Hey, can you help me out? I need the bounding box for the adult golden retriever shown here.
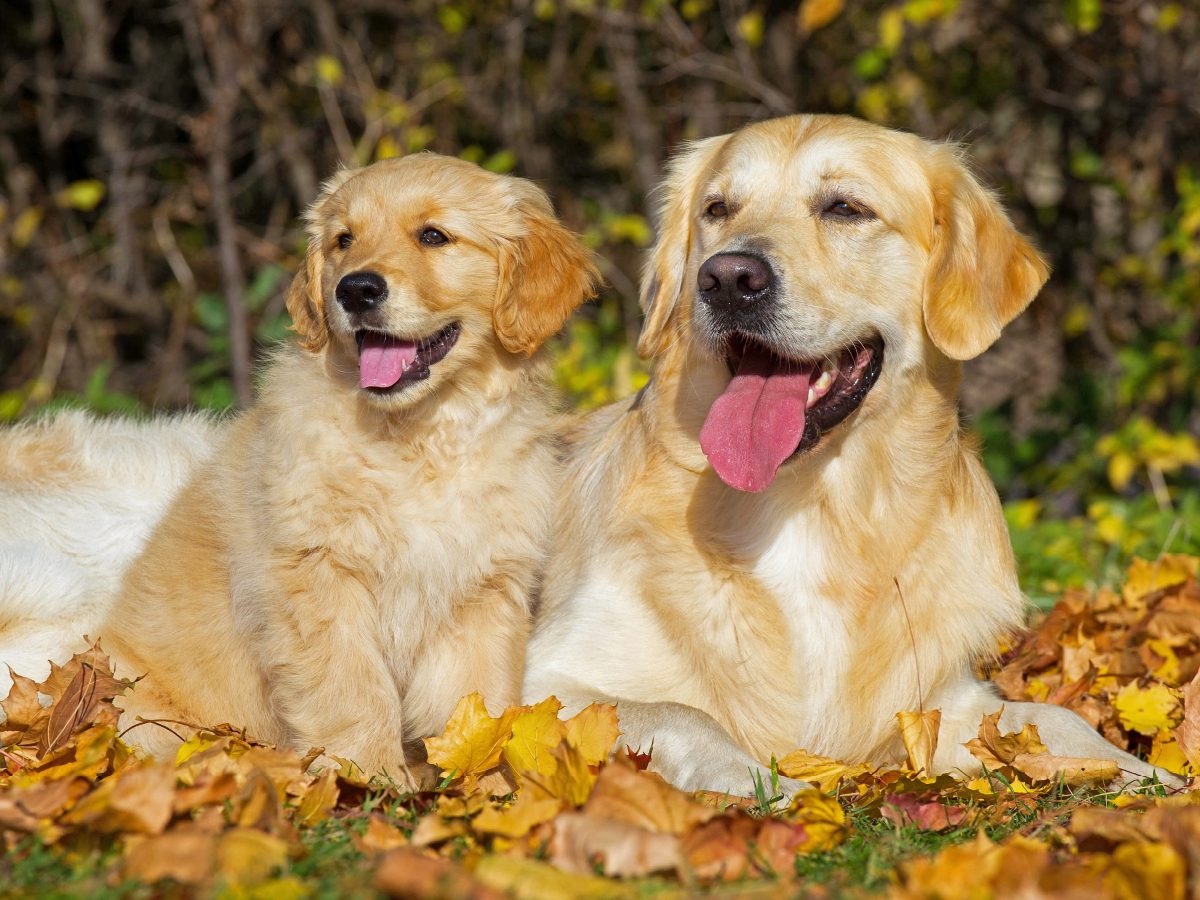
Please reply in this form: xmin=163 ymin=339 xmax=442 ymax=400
xmin=523 ymin=115 xmax=1177 ymax=796
xmin=98 ymin=154 xmax=598 ymax=783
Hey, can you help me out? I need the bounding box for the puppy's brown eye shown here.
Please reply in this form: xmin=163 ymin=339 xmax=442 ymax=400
xmin=337 ymin=233 xmax=353 ymax=250
xmin=420 ymin=227 xmax=449 ymax=246
xmin=706 ymin=201 xmax=728 ymax=218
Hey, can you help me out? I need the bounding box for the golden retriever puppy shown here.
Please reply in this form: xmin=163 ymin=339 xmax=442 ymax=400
xmin=101 ymin=154 xmax=599 ymax=781
xmin=523 ymin=115 xmax=1178 ymax=797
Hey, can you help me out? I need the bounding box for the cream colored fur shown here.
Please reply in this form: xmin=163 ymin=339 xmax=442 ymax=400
xmin=0 ymin=410 xmax=218 ymax=695
xmin=523 ymin=115 xmax=1180 ymax=797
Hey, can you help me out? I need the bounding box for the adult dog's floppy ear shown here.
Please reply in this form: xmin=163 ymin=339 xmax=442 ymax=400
xmin=923 ymin=147 xmax=1050 ymax=360
xmin=287 ymin=167 xmax=356 ymax=353
xmin=493 ymin=192 xmax=602 ymax=356
xmin=638 ymin=134 xmax=730 ymax=360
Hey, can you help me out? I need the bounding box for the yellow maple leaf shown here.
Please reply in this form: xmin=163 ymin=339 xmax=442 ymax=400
xmin=522 ymin=740 xmax=595 ymax=807
xmin=1114 ymin=682 xmax=1182 ymax=736
xmin=1149 ymin=729 xmax=1190 ymax=776
xmin=422 ymin=693 xmax=522 ymax=787
xmin=896 ymin=709 xmax=941 ymax=774
xmin=563 ymin=702 xmax=621 ymax=767
xmin=777 ymin=750 xmax=871 ymax=792
xmin=472 ymin=793 xmax=563 ymax=838
xmin=789 ymin=789 xmax=846 ymax=852
xmin=1122 ymin=554 xmax=1198 ymax=606
xmin=503 ymin=697 xmax=567 ymax=780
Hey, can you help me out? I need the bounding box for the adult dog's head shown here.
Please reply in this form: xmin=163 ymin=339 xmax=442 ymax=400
xmin=638 ymin=115 xmax=1049 ymax=493
xmin=286 ymin=154 xmax=600 ymax=410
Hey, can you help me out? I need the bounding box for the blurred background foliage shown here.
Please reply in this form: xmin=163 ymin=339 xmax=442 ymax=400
xmin=0 ymin=0 xmax=1197 ymax=598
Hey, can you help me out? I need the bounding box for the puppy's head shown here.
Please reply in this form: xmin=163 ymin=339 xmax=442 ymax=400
xmin=640 ymin=115 xmax=1049 ymax=492
xmin=286 ymin=155 xmax=600 ymax=410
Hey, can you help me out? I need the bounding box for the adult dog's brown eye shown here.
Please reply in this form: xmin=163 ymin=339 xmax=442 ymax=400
xmin=823 ymin=198 xmax=872 ymax=219
xmin=420 ymin=227 xmax=449 ymax=246
xmin=706 ymin=201 xmax=728 ymax=218
xmin=337 ymin=233 xmax=353 ymax=250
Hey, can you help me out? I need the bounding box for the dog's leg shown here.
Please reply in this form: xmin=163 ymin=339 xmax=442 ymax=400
xmin=932 ymin=675 xmax=1184 ymax=788
xmin=261 ymin=572 xmax=415 ymax=789
xmin=550 ymin=689 xmax=809 ymax=801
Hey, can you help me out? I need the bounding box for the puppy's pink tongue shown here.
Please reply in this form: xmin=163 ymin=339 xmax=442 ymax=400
xmin=359 ymin=333 xmax=418 ymax=389
xmin=698 ymin=349 xmax=812 ymax=493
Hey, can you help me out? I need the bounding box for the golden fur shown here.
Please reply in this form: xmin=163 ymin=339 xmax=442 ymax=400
xmin=100 ymin=155 xmax=599 ymax=781
xmin=523 ymin=115 xmax=1178 ymax=795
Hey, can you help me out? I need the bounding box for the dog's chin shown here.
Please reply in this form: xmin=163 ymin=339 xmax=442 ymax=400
xmin=343 ymin=321 xmax=462 ymax=408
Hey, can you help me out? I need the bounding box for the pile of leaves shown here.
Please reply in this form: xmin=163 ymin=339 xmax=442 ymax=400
xmin=4 ymin=555 xmax=1200 ymax=899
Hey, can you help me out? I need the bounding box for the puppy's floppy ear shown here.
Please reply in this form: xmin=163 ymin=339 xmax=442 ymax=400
xmin=923 ymin=147 xmax=1050 ymax=360
xmin=287 ymin=167 xmax=357 ymax=353
xmin=638 ymin=134 xmax=730 ymax=360
xmin=493 ymin=189 xmax=602 ymax=356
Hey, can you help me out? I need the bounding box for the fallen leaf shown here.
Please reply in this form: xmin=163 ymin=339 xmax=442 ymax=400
xmin=503 ymin=697 xmax=566 ymax=780
xmin=679 ymin=812 xmax=760 ymax=881
xmin=965 ymin=709 xmax=1047 ymax=768
xmin=549 ymin=810 xmax=680 ymax=877
xmin=124 ymin=828 xmax=217 ymax=885
xmin=563 ymin=703 xmax=621 ymax=767
xmin=294 ymin=767 xmax=339 ymax=826
xmin=1172 ymin=665 xmax=1200 ymax=772
xmin=1114 ymin=682 xmax=1182 ymax=735
xmin=473 ymin=793 xmax=562 ymax=838
xmin=790 ymin=789 xmax=847 ymax=851
xmin=376 ymin=848 xmax=507 ymax=900
xmin=216 ymin=827 xmax=290 ymax=885
xmin=422 ymin=694 xmax=521 ymax=789
xmin=60 ymin=762 xmax=177 ymax=834
xmin=581 ymin=756 xmax=713 ymax=833
xmin=1106 ymin=840 xmax=1186 ymax=900
xmin=896 ymin=709 xmax=941 ymax=774
xmin=881 ymin=792 xmax=971 ymax=831
xmin=1008 ymin=752 xmax=1119 ymax=786
xmin=776 ymin=749 xmax=871 ymax=792
xmin=1123 ymin=555 xmax=1198 ymax=606
xmin=410 ymin=814 xmax=468 ymax=847
xmin=523 ymin=740 xmax=596 ymax=807
xmin=353 ymin=815 xmax=409 ymax=855
xmin=473 ymin=855 xmax=631 ymax=900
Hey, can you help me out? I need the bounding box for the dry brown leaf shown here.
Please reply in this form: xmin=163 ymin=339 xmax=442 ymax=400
xmin=1107 ymin=841 xmax=1186 ymax=900
xmin=790 ymin=789 xmax=847 ymax=852
xmin=472 ymin=793 xmax=562 ymax=838
xmin=216 ymin=827 xmax=290 ymax=885
xmin=59 ymin=762 xmax=176 ymax=834
xmin=123 ymin=828 xmax=217 ymax=885
xmin=549 ymin=810 xmax=680 ymax=878
xmin=581 ymin=756 xmax=714 ymax=834
xmin=679 ymin=812 xmax=759 ymax=882
xmin=896 ymin=708 xmax=941 ymax=774
xmin=376 ymin=848 xmax=508 ymax=900
xmin=353 ymin=815 xmax=409 ymax=855
xmin=1008 ymin=752 xmax=1119 ymax=786
xmin=294 ymin=767 xmax=339 ymax=827
xmin=0 ymin=668 xmax=52 ymax=750
xmin=1172 ymin=665 xmax=1200 ymax=772
xmin=1123 ymin=555 xmax=1198 ymax=606
xmin=410 ymin=814 xmax=468 ymax=847
xmin=422 ymin=693 xmax=522 ymax=789
xmin=964 ymin=709 xmax=1047 ymax=768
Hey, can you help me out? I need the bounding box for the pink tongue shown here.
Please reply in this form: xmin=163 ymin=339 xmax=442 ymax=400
xmin=698 ymin=350 xmax=813 ymax=492
xmin=359 ymin=333 xmax=418 ymax=389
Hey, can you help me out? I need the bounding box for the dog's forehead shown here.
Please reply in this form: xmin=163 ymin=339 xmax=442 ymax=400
xmin=329 ymin=160 xmax=513 ymax=232
xmin=707 ymin=119 xmax=933 ymax=214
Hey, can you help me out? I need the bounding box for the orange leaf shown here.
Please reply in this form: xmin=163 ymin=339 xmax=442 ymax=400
xmin=563 ymin=703 xmax=621 ymax=766
xmin=896 ymin=709 xmax=941 ymax=774
xmin=422 ymin=693 xmax=522 ymax=788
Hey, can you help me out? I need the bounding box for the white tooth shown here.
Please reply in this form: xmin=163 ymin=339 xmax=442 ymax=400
xmin=807 ymin=387 xmax=815 ymax=406
xmin=815 ymin=370 xmax=832 ymax=391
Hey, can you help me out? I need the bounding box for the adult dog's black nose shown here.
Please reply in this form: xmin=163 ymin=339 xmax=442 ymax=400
xmin=698 ymin=253 xmax=772 ymax=312
xmin=335 ymin=271 xmax=387 ymax=315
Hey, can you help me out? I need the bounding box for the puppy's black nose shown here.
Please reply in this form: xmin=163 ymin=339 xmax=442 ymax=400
xmin=698 ymin=253 xmax=772 ymax=312
xmin=335 ymin=271 xmax=387 ymax=315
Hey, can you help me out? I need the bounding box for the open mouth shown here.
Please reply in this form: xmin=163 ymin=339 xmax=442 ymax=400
xmin=698 ymin=332 xmax=884 ymax=492
xmin=355 ymin=323 xmax=460 ymax=392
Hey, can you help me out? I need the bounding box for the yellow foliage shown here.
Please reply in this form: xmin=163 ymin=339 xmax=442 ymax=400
xmin=1113 ymin=682 xmax=1182 ymax=736
xmin=422 ymin=693 xmax=521 ymax=788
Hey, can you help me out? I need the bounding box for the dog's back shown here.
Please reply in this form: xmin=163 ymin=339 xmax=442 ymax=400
xmin=0 ymin=410 xmax=220 ymax=692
